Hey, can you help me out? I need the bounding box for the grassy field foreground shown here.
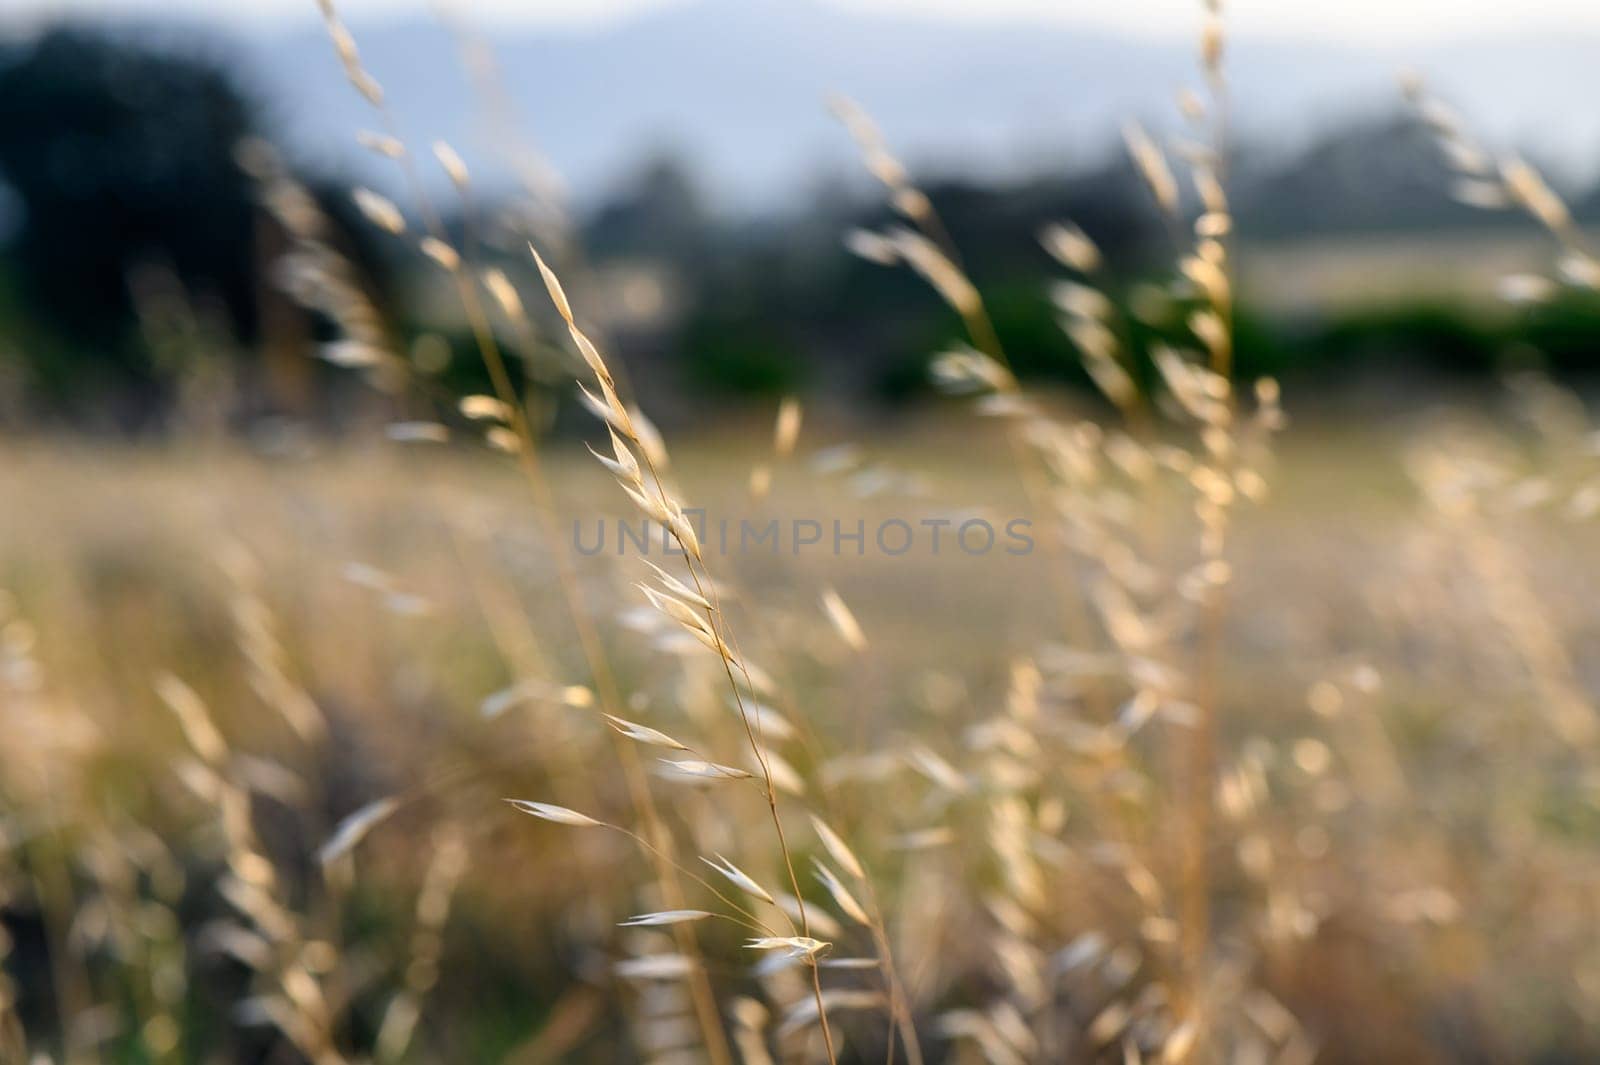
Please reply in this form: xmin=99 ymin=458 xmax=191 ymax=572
xmin=8 ymin=2 xmax=1600 ymax=1059
xmin=3 ymin=406 xmax=1600 ymax=1063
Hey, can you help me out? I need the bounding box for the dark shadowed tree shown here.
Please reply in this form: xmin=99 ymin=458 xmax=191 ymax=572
xmin=0 ymin=27 xmax=262 ymax=413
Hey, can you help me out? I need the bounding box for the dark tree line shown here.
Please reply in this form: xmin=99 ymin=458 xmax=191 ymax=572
xmin=0 ymin=30 xmax=261 ymax=404
xmin=5 ymin=25 xmax=1600 ymax=431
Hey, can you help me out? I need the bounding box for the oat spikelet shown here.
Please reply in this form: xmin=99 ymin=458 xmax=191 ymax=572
xmin=484 ymin=426 xmax=521 ymax=454
xmin=604 ymin=714 xmax=691 ymax=751
xmin=745 ymin=936 xmax=832 ymax=960
xmin=844 ymin=228 xmax=899 ymax=265
xmin=1501 ymin=156 xmax=1572 ymax=234
xmin=658 ymin=759 xmax=754 ymax=783
xmin=431 ymin=140 xmax=470 ymax=188
xmin=890 ymin=228 xmax=981 ymax=316
xmin=481 ymin=267 xmax=524 ymax=320
xmin=320 ymin=340 xmax=383 ymax=368
xmin=809 ymin=815 xmax=866 ymax=880
xmin=355 ymin=130 xmax=403 ymax=158
xmin=420 ymin=237 xmax=461 ymax=272
xmin=1040 ymin=222 xmax=1101 ymax=273
xmin=1123 ymin=122 xmax=1179 ymax=215
xmin=155 ymin=672 xmax=227 ymax=766
xmin=629 ymin=405 xmax=669 ymax=470
xmin=812 ymin=861 xmax=870 ymax=926
xmin=619 ymin=910 xmax=715 ymax=927
xmin=530 ymin=245 xmax=574 ymax=324
xmin=459 ymin=394 xmax=513 ymax=422
xmin=702 ymin=855 xmax=775 ymax=904
xmin=504 ymin=800 xmax=604 ymax=828
xmin=640 ymin=558 xmax=714 ymax=611
xmin=749 ymin=464 xmax=772 ymax=499
xmin=820 ymin=588 xmax=867 ymax=652
xmin=774 ymin=398 xmax=803 ymax=458
xmin=352 ymin=188 xmax=405 ymax=235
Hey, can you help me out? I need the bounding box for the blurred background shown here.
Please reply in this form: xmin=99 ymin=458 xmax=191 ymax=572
xmin=7 ymin=3 xmax=1600 ymax=1064
xmin=3 ymin=0 xmax=1600 ymax=431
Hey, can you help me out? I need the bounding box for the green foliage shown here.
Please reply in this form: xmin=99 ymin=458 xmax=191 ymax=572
xmin=1229 ymin=307 xmax=1296 ymax=380
xmin=1308 ymin=303 xmax=1503 ymax=375
xmin=873 ymin=280 xmax=1301 ymax=405
xmin=874 ymin=281 xmax=1083 ymax=403
xmin=1519 ymin=292 xmax=1600 ymax=374
xmin=982 ymin=282 xmax=1082 ymax=382
xmin=681 ymin=313 xmax=808 ymax=398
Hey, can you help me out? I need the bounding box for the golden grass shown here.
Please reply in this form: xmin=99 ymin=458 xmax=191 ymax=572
xmin=4 ymin=413 xmax=1600 ymax=1062
xmin=7 ymin=1 xmax=1600 ymax=1061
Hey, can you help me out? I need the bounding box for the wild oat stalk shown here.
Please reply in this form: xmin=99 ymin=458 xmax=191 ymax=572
xmin=307 ymin=7 xmax=737 ymax=1059
xmin=525 ymin=245 xmax=843 ymax=1063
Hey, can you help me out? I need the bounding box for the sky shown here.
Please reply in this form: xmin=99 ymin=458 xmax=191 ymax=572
xmin=12 ymin=0 xmax=1600 ymax=43
xmin=11 ymin=0 xmax=1600 ymax=203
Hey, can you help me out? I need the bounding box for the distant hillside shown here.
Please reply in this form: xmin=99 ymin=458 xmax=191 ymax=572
xmin=193 ymin=1 xmax=1600 ymax=211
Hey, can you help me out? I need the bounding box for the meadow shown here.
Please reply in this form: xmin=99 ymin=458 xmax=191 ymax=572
xmin=5 ymin=401 xmax=1600 ymax=1064
xmin=6 ymin=1 xmax=1600 ymax=1063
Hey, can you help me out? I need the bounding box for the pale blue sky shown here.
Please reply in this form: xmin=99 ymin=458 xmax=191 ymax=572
xmin=12 ymin=0 xmax=1600 ymax=42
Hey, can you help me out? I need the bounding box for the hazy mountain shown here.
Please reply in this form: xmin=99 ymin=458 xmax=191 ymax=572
xmin=59 ymin=0 xmax=1600 ymax=212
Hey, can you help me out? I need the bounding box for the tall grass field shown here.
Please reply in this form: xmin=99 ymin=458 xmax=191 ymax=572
xmin=4 ymin=2 xmax=1600 ymax=1062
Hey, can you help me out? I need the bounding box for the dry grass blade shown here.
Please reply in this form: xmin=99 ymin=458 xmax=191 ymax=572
xmin=320 ymin=340 xmax=384 ymax=368
xmin=774 ymin=398 xmax=803 ymax=458
xmin=1041 ymin=221 xmax=1102 ymax=272
xmin=640 ymin=559 xmax=714 ymax=611
xmin=819 ymin=588 xmax=867 ymax=652
xmin=629 ymin=405 xmax=669 ymax=469
xmin=352 ymin=187 xmax=405 ymax=234
xmin=809 ymin=815 xmax=865 ymax=880
xmin=619 ymin=910 xmax=715 ymax=927
xmin=529 ymin=245 xmax=575 ymax=324
xmin=702 ymin=855 xmax=775 ymax=905
xmin=419 ymin=237 xmax=461 ymax=272
xmin=355 ymin=129 xmax=404 ymax=158
xmin=745 ymin=936 xmax=831 ymax=960
xmin=481 ymin=267 xmax=524 ymax=319
xmin=658 ymin=759 xmax=755 ymax=783
xmin=432 ymin=140 xmax=470 ymax=188
xmin=317 ymin=797 xmax=400 ymax=865
xmin=504 ymin=800 xmax=605 ymax=828
xmin=604 ymin=714 xmax=691 ymax=751
xmin=1123 ymin=121 xmax=1179 ymax=215
xmin=154 ymin=672 xmax=228 ymax=766
xmin=459 ymin=394 xmax=513 ymax=422
xmin=812 ymin=861 xmax=870 ymax=926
